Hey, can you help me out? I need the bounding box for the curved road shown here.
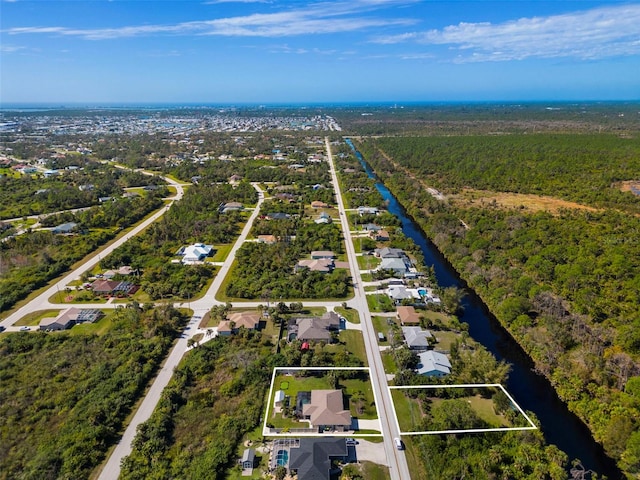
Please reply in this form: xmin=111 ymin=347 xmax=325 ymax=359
xmin=96 ymin=183 xmax=265 ymax=480
xmin=0 ymin=176 xmax=185 ymax=330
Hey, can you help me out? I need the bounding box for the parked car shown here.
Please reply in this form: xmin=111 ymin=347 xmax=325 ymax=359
xmin=19 ymin=326 xmax=30 ymax=331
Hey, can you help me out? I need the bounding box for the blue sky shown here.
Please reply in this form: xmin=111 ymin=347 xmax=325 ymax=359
xmin=1 ymin=0 xmax=639 ymax=104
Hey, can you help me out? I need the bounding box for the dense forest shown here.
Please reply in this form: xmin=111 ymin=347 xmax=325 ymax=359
xmin=356 ymin=133 xmax=640 ymax=476
xmin=0 ymin=304 xmax=187 ymax=480
xmin=120 ymin=330 xmax=274 ymax=479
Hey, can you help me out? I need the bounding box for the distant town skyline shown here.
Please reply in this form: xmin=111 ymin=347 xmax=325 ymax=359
xmin=1 ymin=0 xmax=639 ymax=105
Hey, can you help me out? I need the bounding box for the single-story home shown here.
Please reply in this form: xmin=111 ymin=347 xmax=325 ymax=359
xmin=301 ymin=390 xmax=351 ymax=432
xmin=52 ymin=222 xmax=78 ymax=234
xmin=379 ymin=257 xmax=410 ymax=276
xmin=397 ymin=306 xmax=421 ymax=325
xmin=218 ymin=310 xmax=262 ymax=336
xmin=265 ymin=212 xmax=291 ymax=220
xmin=288 ymin=438 xmax=348 ymax=480
xmin=221 ymin=201 xmax=244 ymax=213
xmin=369 ymin=230 xmax=390 ymax=241
xmin=91 ymin=280 xmax=138 ymax=296
xmin=358 ymin=206 xmax=379 ymax=215
xmin=417 ymin=351 xmax=452 ymax=377
xmin=289 ymin=311 xmax=340 ymax=343
xmin=311 ymin=251 xmax=335 ymax=260
xmin=295 ymin=258 xmax=334 ymax=273
xmin=402 ymin=326 xmax=433 ymax=351
xmin=180 ymin=243 xmax=214 ymax=264
xmin=311 ymin=200 xmax=329 ymax=209
xmin=388 ymin=286 xmax=417 ymax=303
xmin=258 ymin=234 xmax=277 ymax=244
xmin=39 ymin=308 xmax=104 ymax=331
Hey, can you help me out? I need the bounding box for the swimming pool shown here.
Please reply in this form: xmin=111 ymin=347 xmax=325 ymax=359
xmin=418 ymin=288 xmax=427 ymax=296
xmin=275 ymin=449 xmax=289 ymax=467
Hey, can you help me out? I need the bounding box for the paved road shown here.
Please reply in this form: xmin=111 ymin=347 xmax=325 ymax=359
xmin=326 ymin=137 xmax=411 ymax=480
xmin=97 ymin=183 xmax=265 ymax=480
xmin=0 ymin=176 xmax=185 ymax=329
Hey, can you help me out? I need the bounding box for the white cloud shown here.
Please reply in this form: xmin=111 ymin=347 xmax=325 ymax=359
xmin=373 ymin=4 xmax=640 ymax=62
xmin=5 ymin=1 xmax=417 ymax=40
xmin=0 ymin=44 xmax=26 ymax=53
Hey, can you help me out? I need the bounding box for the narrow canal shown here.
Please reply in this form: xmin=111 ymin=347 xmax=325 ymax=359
xmin=346 ymin=138 xmax=621 ymax=478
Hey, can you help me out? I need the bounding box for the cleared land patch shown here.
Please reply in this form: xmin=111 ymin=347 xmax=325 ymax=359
xmin=450 ymin=188 xmax=600 ymax=214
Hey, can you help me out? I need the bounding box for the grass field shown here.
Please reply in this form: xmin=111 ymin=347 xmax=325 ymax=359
xmin=335 ymin=306 xmax=360 ymax=324
xmin=366 ymin=294 xmax=395 ymax=312
xmin=14 ymin=309 xmax=60 ymax=326
xmin=335 ymin=329 xmax=368 ymax=364
xmin=451 ymin=188 xmax=600 ymax=214
xmin=392 ymin=387 xmax=513 ymax=432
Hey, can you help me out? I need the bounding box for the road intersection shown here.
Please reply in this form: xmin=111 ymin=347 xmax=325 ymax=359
xmin=3 ymin=140 xmax=411 ymax=479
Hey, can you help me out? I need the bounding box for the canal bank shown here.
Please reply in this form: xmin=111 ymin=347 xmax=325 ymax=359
xmin=345 ymin=138 xmax=621 ymax=478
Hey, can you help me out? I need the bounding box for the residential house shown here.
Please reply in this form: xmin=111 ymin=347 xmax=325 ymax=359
xmin=39 ymin=308 xmax=104 ymax=331
xmin=289 ymin=311 xmax=340 ymax=343
xmin=315 ymin=212 xmax=332 ymax=224
xmin=258 ymin=234 xmax=277 ymax=244
xmin=221 ymin=201 xmax=244 ymax=213
xmin=301 ymin=390 xmax=351 ymax=432
xmin=388 ymin=285 xmax=415 ymax=303
xmin=218 ymin=310 xmax=262 ymax=336
xmin=295 ymin=259 xmax=334 ymax=273
xmin=311 ymin=200 xmax=329 ymax=209
xmin=369 ymin=229 xmax=390 ymax=241
xmin=375 ymin=247 xmax=405 ymax=258
xmin=91 ymin=280 xmax=138 ymax=296
xmin=416 ymin=351 xmax=452 ymax=377
xmin=179 ymin=243 xmax=214 ymax=264
xmin=265 ymin=212 xmax=291 ymax=220
xmin=402 ymin=326 xmax=433 ymax=351
xmin=357 ymin=206 xmax=379 ymax=215
xmin=397 ymin=306 xmax=421 ymax=325
xmin=288 ymin=438 xmax=348 ymax=480
xmin=311 ymin=251 xmax=335 ymax=260
xmin=379 ymin=257 xmax=410 ymax=276
xmin=52 ymin=222 xmax=78 ymax=234
xmin=362 ymin=223 xmax=382 ymax=232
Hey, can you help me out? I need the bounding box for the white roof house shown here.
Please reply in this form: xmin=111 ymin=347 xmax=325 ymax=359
xmin=416 ymin=351 xmax=452 ymax=377
xmin=181 ymin=243 xmax=214 ymax=264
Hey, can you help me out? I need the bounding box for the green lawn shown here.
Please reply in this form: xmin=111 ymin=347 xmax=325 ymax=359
xmin=366 ymin=294 xmax=395 ymax=313
xmin=381 ymin=350 xmax=398 ymax=375
xmin=336 ymin=330 xmax=368 ymax=365
xmin=14 ymin=309 xmax=60 ymax=326
xmin=335 ymin=306 xmax=360 ymax=324
xmin=432 ymin=330 xmax=459 ymax=352
xmin=211 ymin=244 xmax=232 ymax=262
xmin=371 ymin=315 xmax=397 ymax=344
xmin=269 ymin=371 xmax=378 ymax=428
xmin=360 ymin=461 xmax=390 ymax=480
xmin=68 ymin=314 xmax=114 ymax=336
xmin=391 ymin=390 xmax=425 ymax=432
xmin=357 ymin=254 xmax=380 ymax=270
